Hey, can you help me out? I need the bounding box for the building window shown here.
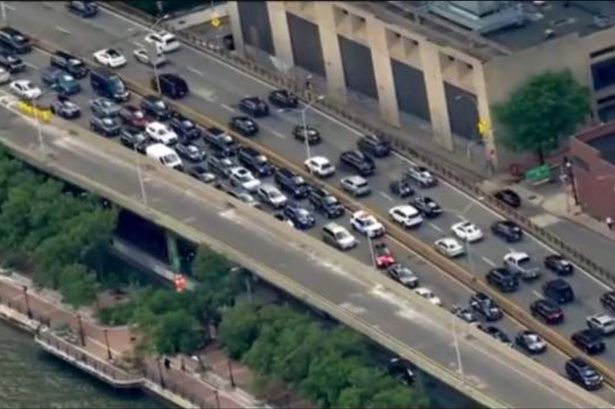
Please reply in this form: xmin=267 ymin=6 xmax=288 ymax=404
xmin=591 ymin=57 xmax=615 ymax=90
xmin=590 ymin=46 xmax=615 ymax=59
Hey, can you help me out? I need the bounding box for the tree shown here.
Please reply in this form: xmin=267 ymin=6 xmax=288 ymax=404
xmin=58 ymin=263 xmax=98 ymax=308
xmin=493 ymin=70 xmax=590 ymax=163
xmin=218 ymin=301 xmax=261 ymax=359
xmin=152 ymin=310 xmax=202 ymax=354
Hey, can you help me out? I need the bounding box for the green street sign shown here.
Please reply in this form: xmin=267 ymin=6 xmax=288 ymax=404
xmin=525 ymin=164 xmax=551 ymax=182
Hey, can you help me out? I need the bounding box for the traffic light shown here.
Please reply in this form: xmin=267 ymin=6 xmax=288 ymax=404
xmin=174 ymin=274 xmax=187 ymax=292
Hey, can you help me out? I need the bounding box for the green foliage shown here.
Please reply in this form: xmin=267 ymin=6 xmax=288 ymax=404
xmin=218 ymin=301 xmax=260 ymax=359
xmin=493 ymin=70 xmax=591 ymax=161
xmin=58 ymin=264 xmax=99 ymax=308
xmin=152 ymin=310 xmax=202 ymax=354
xmin=97 ymin=302 xmax=136 ymax=326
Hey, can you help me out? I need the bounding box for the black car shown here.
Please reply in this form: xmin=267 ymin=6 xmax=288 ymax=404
xmin=268 ymin=89 xmax=298 ymax=109
xmin=601 ymin=291 xmax=615 ymax=313
xmin=411 ymin=196 xmax=442 ymax=218
xmin=530 ymin=299 xmax=564 ymax=325
xmin=293 ymin=124 xmax=321 ymax=144
xmin=175 ymin=142 xmax=205 ymax=162
xmin=0 ymin=49 xmax=24 ymax=73
xmin=339 ymin=150 xmax=376 ymax=177
xmin=494 ymin=189 xmax=521 ymax=208
xmin=544 ymin=255 xmax=574 ymax=276
xmin=357 ymin=134 xmax=391 ymax=158
xmin=89 ymin=116 xmax=121 ymax=137
xmin=66 ymin=1 xmax=98 ymax=17
xmin=188 ymin=165 xmax=216 ymax=184
xmin=118 ymin=105 xmax=148 ymax=129
xmin=140 ymin=95 xmax=171 ymax=121
xmin=486 ymin=268 xmax=519 ymax=293
xmin=389 ymin=179 xmax=414 ymax=198
xmin=571 ymin=329 xmax=605 ymax=355
xmin=119 ymin=126 xmax=149 ymax=152
xmin=308 ymin=186 xmax=345 ymax=219
xmin=478 ymin=325 xmax=512 ymax=346
xmin=229 ymin=115 xmax=259 ymax=137
xmin=565 ymin=358 xmax=604 ymax=391
xmin=203 ymin=127 xmax=237 ymax=157
xmin=237 ymin=146 xmax=275 ymax=177
xmin=50 ymin=50 xmax=89 ymax=79
xmin=283 ymin=202 xmax=316 ymax=230
xmin=542 ymin=279 xmax=574 ymax=304
xmin=152 ymin=73 xmax=188 ymax=99
xmin=206 ymin=155 xmax=234 ymax=178
xmin=169 ymin=112 xmax=200 ymax=141
xmin=490 ymin=220 xmax=523 ymax=242
xmin=0 ymin=27 xmax=31 ymax=54
xmin=239 ymin=96 xmax=269 ymax=117
xmin=469 ymin=292 xmax=503 ymax=322
xmin=515 ymin=330 xmax=547 ymax=354
xmin=387 ymin=357 xmax=415 ymax=386
xmin=274 ymin=168 xmax=309 ymax=199
xmin=50 ymin=97 xmax=81 ymax=119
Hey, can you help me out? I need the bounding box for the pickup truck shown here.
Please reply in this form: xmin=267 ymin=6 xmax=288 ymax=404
xmin=503 ymin=251 xmax=541 ymax=281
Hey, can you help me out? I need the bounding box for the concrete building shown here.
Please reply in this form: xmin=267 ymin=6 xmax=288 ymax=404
xmin=227 ymin=1 xmax=615 ymax=170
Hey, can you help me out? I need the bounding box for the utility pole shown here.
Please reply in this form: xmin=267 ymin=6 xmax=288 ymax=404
xmin=22 ymin=285 xmax=32 ymax=319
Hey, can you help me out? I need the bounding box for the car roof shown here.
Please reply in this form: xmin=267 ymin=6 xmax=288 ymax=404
xmin=438 ymin=237 xmax=459 ymax=245
xmin=392 ymin=205 xmax=418 ymax=214
xmin=308 ymin=156 xmax=330 ymax=164
xmin=324 ymin=222 xmax=346 ymax=232
xmin=344 ymin=175 xmax=367 ymax=183
xmin=505 ymin=251 xmax=529 ymax=259
xmin=589 ymin=313 xmax=615 ymax=323
xmin=259 ymin=183 xmax=279 ymax=193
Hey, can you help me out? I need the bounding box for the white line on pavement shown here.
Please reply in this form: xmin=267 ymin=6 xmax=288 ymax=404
xmin=132 ymin=41 xmax=144 ymax=48
xmin=4 ymin=4 xmax=15 ymax=11
xmin=268 ymin=129 xmax=287 ymax=139
xmin=532 ymin=290 xmax=543 ymax=299
xmin=186 ymin=66 xmax=204 ymax=76
xmin=24 ymin=61 xmax=39 ymax=69
xmin=221 ymin=104 xmax=234 ymax=112
xmin=429 ymin=223 xmax=442 ymax=232
xmin=481 ymin=256 xmax=496 ymax=267
xmin=55 ymin=26 xmax=71 ymax=35
xmin=379 ymin=191 xmax=394 ymax=201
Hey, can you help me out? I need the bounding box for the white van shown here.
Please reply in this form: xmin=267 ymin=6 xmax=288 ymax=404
xmin=146 ymin=143 xmax=182 ymax=170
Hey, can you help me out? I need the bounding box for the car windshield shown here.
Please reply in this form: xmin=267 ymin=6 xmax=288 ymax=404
xmin=398 ymin=268 xmax=413 ymax=278
xmin=181 ymin=120 xmax=194 ymax=128
xmin=335 ymin=231 xmax=350 ymax=240
xmin=580 ymin=368 xmax=598 ymax=377
xmin=13 ymin=35 xmax=27 ymax=44
xmin=187 ymin=146 xmax=198 ymax=153
xmin=297 ymin=209 xmax=310 ymax=218
xmin=269 ymin=189 xmax=282 ymax=199
xmin=59 ymin=74 xmax=74 ymax=83
xmin=102 ymin=118 xmax=115 ymax=126
xmin=109 ymin=76 xmax=126 ymax=93
xmin=363 ymin=218 xmax=376 ymax=227
xmin=291 ymin=176 xmax=304 ymax=185
xmin=236 ymin=173 xmax=252 ymax=182
xmin=160 ymin=154 xmax=177 ymax=165
xmin=356 ymin=180 xmax=368 ymax=188
xmin=108 ymin=49 xmax=120 ymax=57
xmin=255 ymin=155 xmax=268 ymax=164
xmin=68 ymin=58 xmax=83 ymax=67
xmin=323 ymin=196 xmax=338 ymax=205
xmin=518 ymin=256 xmax=530 ymax=266
xmin=154 ymin=100 xmax=166 ymax=109
xmin=133 ymin=110 xmax=144 ymax=118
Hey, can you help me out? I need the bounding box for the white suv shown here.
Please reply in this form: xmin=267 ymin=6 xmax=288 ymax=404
xmin=144 ymin=31 xmax=181 ymax=53
xmin=145 ymin=121 xmax=178 ymax=145
xmin=256 ymin=184 xmax=288 ymax=209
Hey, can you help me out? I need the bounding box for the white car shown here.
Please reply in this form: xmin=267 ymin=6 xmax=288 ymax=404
xmin=587 ymin=313 xmax=615 ymax=336
xmin=133 ymin=48 xmax=167 ymax=67
xmin=451 ymin=221 xmax=483 ymax=243
xmin=0 ymin=67 xmax=10 ymax=84
xmin=414 ymin=287 xmax=442 ymax=306
xmin=389 ymin=205 xmax=423 ymax=228
xmin=144 ymin=31 xmax=181 ymax=53
xmin=9 ymin=80 xmax=41 ymax=100
xmin=350 ymin=210 xmax=385 ymax=238
xmin=434 ymin=237 xmax=465 ymax=258
xmin=93 ymin=48 xmax=127 ymax=68
xmin=229 ymin=167 xmax=261 ymax=192
xmin=257 ymin=184 xmax=288 ymax=209
xmin=304 ymin=156 xmax=336 ymax=178
xmin=145 ymin=122 xmax=178 ymax=145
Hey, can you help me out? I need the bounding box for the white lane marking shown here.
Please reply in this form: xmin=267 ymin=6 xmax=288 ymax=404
xmin=221 ymin=104 xmax=234 ymax=112
xmin=24 ymin=61 xmax=40 ymax=69
xmin=4 ymin=4 xmax=16 ymax=11
xmin=532 ymin=290 xmax=543 ymax=299
xmin=379 ymin=191 xmax=394 ymax=201
xmin=55 ymin=26 xmax=71 ymax=35
xmin=132 ymin=41 xmax=144 ymax=48
xmin=269 ymin=130 xmax=287 ymax=139
xmin=455 ymin=214 xmax=466 ymax=221
xmin=429 ymin=223 xmax=442 ymax=232
xmin=190 ymin=86 xmax=217 ymax=103
xmin=186 ymin=66 xmax=204 ymax=76
xmin=481 ymin=256 xmax=496 ymax=267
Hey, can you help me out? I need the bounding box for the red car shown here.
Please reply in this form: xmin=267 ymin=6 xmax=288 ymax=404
xmin=374 ymin=242 xmax=396 ymax=269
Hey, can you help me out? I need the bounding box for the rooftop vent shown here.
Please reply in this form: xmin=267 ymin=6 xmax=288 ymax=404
xmin=426 ymin=1 xmax=525 ymax=34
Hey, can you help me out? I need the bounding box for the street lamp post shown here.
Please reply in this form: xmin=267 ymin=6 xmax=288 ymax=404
xmin=156 ymin=358 xmax=166 ymax=387
xmin=367 ymin=234 xmax=376 ymax=268
xmin=76 ymin=314 xmax=85 ymax=346
xmin=22 ymin=285 xmax=32 ymax=319
xmin=564 ymin=159 xmax=579 ymax=206
xmin=452 ymin=314 xmax=464 ymax=380
xmin=1 ymin=2 xmax=6 ymax=22
xmin=145 ymin=14 xmax=170 ymax=95
xmin=103 ymin=328 xmax=112 ymax=360
xmin=133 ymin=142 xmax=148 ymax=207
xmin=227 ymin=359 xmax=236 ymax=387
xmin=300 ymin=95 xmax=324 ymax=160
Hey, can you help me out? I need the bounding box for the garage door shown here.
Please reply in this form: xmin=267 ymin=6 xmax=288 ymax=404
xmin=338 ymin=36 xmax=378 ymax=100
xmin=391 ymin=59 xmax=430 ymax=122
xmin=287 ymin=13 xmax=326 ymax=77
xmin=444 ymin=82 xmax=479 ymax=140
xmin=237 ymin=1 xmax=274 ymax=55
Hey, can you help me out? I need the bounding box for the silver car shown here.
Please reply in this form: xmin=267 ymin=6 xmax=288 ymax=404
xmin=340 ymin=175 xmax=371 ymax=197
xmin=133 ymin=48 xmax=167 ymax=67
xmin=89 ymin=97 xmax=121 ymax=118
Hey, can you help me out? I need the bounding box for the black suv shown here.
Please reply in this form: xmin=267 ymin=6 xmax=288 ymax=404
xmin=494 ymin=189 xmax=521 ymax=208
xmin=0 ymin=27 xmax=31 ymax=54
xmin=229 ymin=115 xmax=258 ymax=136
xmin=357 ymin=134 xmax=391 ymax=158
xmin=544 ymin=255 xmax=574 ymax=276
xmin=50 ymin=97 xmax=81 ymax=119
xmin=530 ymin=299 xmax=564 ymax=324
xmin=601 ymin=291 xmax=615 ymax=313
xmin=0 ymin=49 xmax=24 ymax=73
xmin=411 ymin=196 xmax=442 ymax=218
xmin=169 ymin=112 xmax=200 ymax=141
xmin=239 ymin=96 xmax=269 ymax=117
xmin=268 ymin=89 xmax=298 ymax=109
xmin=490 ymin=220 xmax=522 ymax=242
xmin=308 ymin=186 xmax=345 ymax=219
xmin=50 ymin=50 xmax=89 ymax=78
xmin=571 ymin=329 xmax=605 ymax=355
xmin=469 ymin=292 xmax=503 ymax=322
xmin=565 ymin=358 xmax=603 ymax=390
xmin=486 ymin=268 xmax=519 ymax=293
xmin=237 ymin=146 xmax=275 ymax=177
xmin=140 ymin=95 xmax=172 ymax=121
xmin=152 ymin=73 xmax=188 ymax=99
xmin=339 ymin=150 xmax=375 ymax=176
xmin=203 ymin=127 xmax=237 ymax=157
xmin=542 ymin=279 xmax=574 ymax=304
xmin=274 ymin=168 xmax=309 ymax=199
xmin=66 ymin=1 xmax=98 ymax=17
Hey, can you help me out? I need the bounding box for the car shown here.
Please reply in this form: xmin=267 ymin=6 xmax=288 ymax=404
xmin=494 ymin=189 xmax=521 ymax=208
xmin=411 ymin=196 xmax=442 ymax=218
xmin=544 ymin=254 xmax=574 ymax=276
xmin=187 ymin=165 xmax=216 ymax=184
xmin=145 ymin=122 xmax=178 ymax=145
xmin=530 ymin=299 xmax=564 ymax=325
xmin=237 ymin=146 xmax=275 ymax=178
xmin=274 ymin=168 xmax=309 ymax=200
xmin=9 ymin=80 xmax=41 ymax=100
xmin=229 ymin=115 xmax=259 ymax=136
xmin=119 ymin=126 xmax=149 ymax=152
xmin=478 ymin=325 xmax=512 ymax=346
xmin=175 ymin=143 xmax=205 ymax=162
xmin=239 ymin=96 xmax=269 ymax=117
xmin=206 ymin=156 xmax=234 ymax=179
xmin=66 ymin=1 xmax=98 ymax=17
xmin=0 ymin=49 xmax=24 ymax=73
xmin=283 ymin=202 xmax=316 ymax=230
xmin=503 ymin=251 xmax=541 ymax=281
xmin=340 ymin=175 xmax=371 ymax=197
xmin=144 ymin=31 xmax=181 ymax=53
xmin=203 ymin=127 xmax=237 ymax=157
xmin=0 ymin=27 xmax=31 ymax=54
xmin=601 ymin=291 xmax=615 ymax=313
xmin=405 ymin=166 xmax=438 ymax=188
xmin=140 ymin=95 xmax=172 ymax=121
xmin=434 ymin=237 xmax=465 ymax=258
xmin=308 ymin=186 xmax=345 ymax=219
xmin=515 ymin=330 xmax=547 ymax=354
xmin=152 ymin=73 xmax=189 ymax=99
xmin=89 ymin=116 xmax=121 ymax=137
xmin=414 ymin=287 xmax=442 ymax=306
xmin=273 ymin=212 xmax=294 ymax=228
xmin=50 ymin=97 xmax=81 ymax=119
xmin=542 ymin=279 xmax=574 ymax=304
xmin=229 ymin=166 xmax=261 ymax=192
xmin=41 ymin=67 xmax=81 ymax=96
xmin=93 ymin=48 xmax=127 ymax=68
xmin=133 ymin=47 xmax=167 ymax=67
xmin=373 ymin=242 xmax=396 ymax=269
xmin=566 ymin=358 xmax=604 ymax=391
xmin=389 ymin=205 xmax=423 ymax=228
xmin=304 ymin=156 xmax=336 ymax=178
xmin=268 ymin=89 xmax=298 ymax=108
xmin=169 ymin=112 xmax=200 ymax=141
xmin=389 ymin=179 xmax=414 ymax=198
xmin=387 ymin=357 xmax=415 ymax=386
xmin=225 ymin=187 xmax=261 ymax=208
xmin=485 ymin=268 xmax=519 ymax=293
xmin=469 ymin=292 xmax=503 ymax=322
xmin=387 ymin=264 xmax=419 ymax=288
xmin=293 ymin=124 xmax=321 ymax=144
xmin=89 ymin=97 xmax=121 ymax=118
xmin=357 ymin=134 xmax=391 ymax=158
xmin=451 ymin=221 xmax=483 ymax=243
xmin=322 ymin=223 xmax=357 ymax=251
xmin=118 ymin=105 xmax=148 ymax=129
xmin=90 ymin=68 xmax=130 ymax=102
xmin=587 ymin=313 xmax=615 ymax=336
xmin=50 ymin=50 xmax=89 ymax=78
xmin=450 ymin=305 xmax=477 ymax=324
xmin=339 ymin=150 xmax=375 ymax=176
xmin=350 ymin=210 xmax=385 ymax=238
xmin=256 ymin=184 xmax=288 ymax=209
xmin=490 ymin=220 xmax=523 ymax=242
xmin=571 ymin=329 xmax=605 ymax=355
